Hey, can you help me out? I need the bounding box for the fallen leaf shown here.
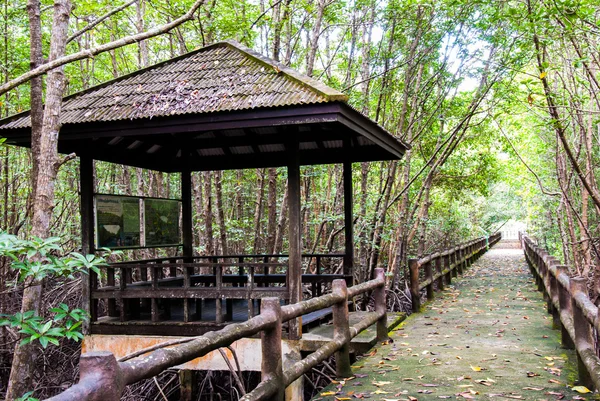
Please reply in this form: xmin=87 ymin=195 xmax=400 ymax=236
xmin=373 ymin=390 xmax=390 ymax=395
xmin=572 ymin=386 xmax=591 ymax=394
xmin=321 ymin=391 xmax=336 ymax=396
xmin=372 ymin=381 xmax=391 ymax=387
xmin=470 ymin=365 xmax=483 ymax=372
xmin=548 ymin=379 xmax=562 ymax=384
xmin=522 ymin=387 xmax=543 ymax=391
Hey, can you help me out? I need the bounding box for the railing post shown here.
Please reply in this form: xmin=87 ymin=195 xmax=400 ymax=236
xmin=409 ymin=258 xmax=420 ymax=313
xmin=444 ymin=253 xmax=452 ymax=285
xmin=261 ymin=298 xmax=285 ymax=401
xmin=548 ymin=263 xmax=560 ymax=329
xmin=425 ymin=261 xmax=434 ymax=301
xmin=436 ymin=257 xmax=444 ymax=291
xmin=556 ymin=265 xmax=575 ymax=350
xmin=451 ymin=248 xmax=458 ymax=278
xmin=570 ymin=277 xmax=594 ymax=390
xmin=457 ymin=247 xmax=464 ymax=275
xmin=374 ymin=268 xmax=388 ymax=341
xmin=332 ymin=279 xmax=352 ymax=378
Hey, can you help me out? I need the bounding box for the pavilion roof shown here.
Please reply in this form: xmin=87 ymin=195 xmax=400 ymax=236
xmin=0 ymin=40 xmax=408 ymax=172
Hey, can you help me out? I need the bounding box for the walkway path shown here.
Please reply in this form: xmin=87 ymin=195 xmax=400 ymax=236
xmin=318 ymin=243 xmax=582 ymax=401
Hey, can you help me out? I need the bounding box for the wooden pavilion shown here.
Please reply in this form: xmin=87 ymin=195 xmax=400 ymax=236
xmin=0 ymin=40 xmax=408 ymax=340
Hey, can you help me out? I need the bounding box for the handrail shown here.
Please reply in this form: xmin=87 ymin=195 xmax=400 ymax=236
xmin=46 ymin=269 xmax=387 ymax=401
xmin=521 ymin=233 xmax=600 ymax=391
xmin=110 ymin=253 xmax=346 ymax=265
xmin=409 ymin=233 xmax=502 ymax=312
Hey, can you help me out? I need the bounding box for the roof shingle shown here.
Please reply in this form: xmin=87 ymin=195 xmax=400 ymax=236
xmin=0 ymin=40 xmax=348 ymax=130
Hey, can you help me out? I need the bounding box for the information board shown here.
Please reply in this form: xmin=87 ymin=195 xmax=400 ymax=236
xmin=96 ymin=195 xmax=141 ymax=248
xmin=144 ymin=198 xmax=181 ymax=246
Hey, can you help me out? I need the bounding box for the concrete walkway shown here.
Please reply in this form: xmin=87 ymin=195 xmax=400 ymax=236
xmin=317 ymin=243 xmax=584 ymax=401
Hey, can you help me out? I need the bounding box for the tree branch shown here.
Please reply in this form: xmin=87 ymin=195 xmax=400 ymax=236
xmin=0 ymin=0 xmax=205 ymax=96
xmin=67 ymin=0 xmax=138 ymax=44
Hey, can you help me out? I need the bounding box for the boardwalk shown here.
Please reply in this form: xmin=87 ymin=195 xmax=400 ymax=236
xmin=318 ymin=243 xmax=581 ymax=400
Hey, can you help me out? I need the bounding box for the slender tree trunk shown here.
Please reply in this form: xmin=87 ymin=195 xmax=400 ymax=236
xmin=203 ymin=171 xmax=214 ymax=255
xmin=252 ymin=169 xmax=266 ymax=254
xmin=6 ymin=1 xmax=72 ymax=399
xmin=214 ymin=170 xmax=227 ymax=255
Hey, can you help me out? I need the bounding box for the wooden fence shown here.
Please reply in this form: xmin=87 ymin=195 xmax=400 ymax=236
xmin=93 ymin=253 xmax=345 ymax=331
xmin=46 ymin=269 xmax=387 ymax=401
xmin=409 ymin=233 xmax=502 ymax=312
xmin=522 ymin=233 xmax=600 ymax=390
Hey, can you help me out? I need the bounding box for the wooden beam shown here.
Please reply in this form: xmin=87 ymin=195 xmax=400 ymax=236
xmin=79 ymin=154 xmax=95 ymax=334
xmin=181 ymin=153 xmax=193 ymax=261
xmin=287 ymin=138 xmax=302 ymax=340
xmin=343 ymin=159 xmax=353 ymax=279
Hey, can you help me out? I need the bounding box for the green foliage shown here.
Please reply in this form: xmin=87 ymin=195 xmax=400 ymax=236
xmin=0 ymin=232 xmax=114 ymax=348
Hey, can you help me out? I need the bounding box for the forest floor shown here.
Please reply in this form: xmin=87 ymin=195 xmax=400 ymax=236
xmin=315 ymin=244 xmax=594 ymax=401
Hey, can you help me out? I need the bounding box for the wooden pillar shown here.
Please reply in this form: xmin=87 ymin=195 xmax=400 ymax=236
xmin=181 ymin=165 xmax=193 ymax=261
xmin=343 ymin=160 xmax=353 ymax=282
xmin=287 ymin=142 xmax=302 ymax=339
xmin=80 ymin=155 xmax=95 ymax=334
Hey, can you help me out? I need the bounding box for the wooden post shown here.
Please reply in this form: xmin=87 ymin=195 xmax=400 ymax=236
xmin=181 ymin=164 xmax=194 ymax=322
xmin=181 ymin=165 xmax=193 ymax=261
xmin=179 ymin=369 xmax=194 ymax=401
xmin=409 ymin=258 xmax=420 ymax=313
xmin=436 ymin=257 xmax=444 ymax=291
xmin=444 ymin=253 xmax=452 ymax=285
xmin=425 ymin=261 xmax=434 ymax=300
xmin=261 ymin=298 xmax=284 ymax=401
xmin=549 ymin=266 xmax=560 ymax=329
xmin=457 ymin=248 xmax=463 ymax=275
xmin=451 ymin=249 xmax=458 ymax=278
xmin=343 ymin=159 xmax=353 ymax=284
xmin=556 ymin=265 xmax=574 ymax=349
xmin=374 ymin=268 xmax=388 ymax=341
xmin=571 ymin=277 xmax=594 ymax=389
xmin=287 ymin=142 xmax=302 ymax=339
xmin=80 ymin=155 xmax=95 ymax=333
xmin=332 ymin=279 xmax=352 ymax=378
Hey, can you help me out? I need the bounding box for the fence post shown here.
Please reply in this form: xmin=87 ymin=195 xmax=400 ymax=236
xmin=444 ymin=253 xmax=452 ymax=285
xmin=457 ymin=247 xmax=464 ymax=275
xmin=425 ymin=260 xmax=434 ymax=301
xmin=409 ymin=259 xmax=420 ymax=313
xmin=332 ymin=279 xmax=352 ymax=379
xmin=451 ymin=248 xmax=458 ymax=278
xmin=374 ymin=268 xmax=388 ymax=341
xmin=261 ymin=298 xmax=285 ymax=401
xmin=570 ymin=277 xmax=594 ymax=390
xmin=556 ymin=265 xmax=575 ymax=350
xmin=436 ymin=257 xmax=444 ymax=291
xmin=548 ymin=264 xmax=560 ymax=329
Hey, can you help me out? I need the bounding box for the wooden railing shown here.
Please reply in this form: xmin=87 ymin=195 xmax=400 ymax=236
xmin=47 ymin=269 xmax=387 ymax=401
xmin=91 ymin=253 xmax=345 ymax=328
xmin=522 ymin=233 xmax=600 ymax=390
xmin=409 ymin=233 xmax=502 ymax=312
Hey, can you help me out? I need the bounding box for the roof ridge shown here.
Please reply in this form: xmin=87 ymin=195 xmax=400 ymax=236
xmin=218 ymin=39 xmax=348 ymax=102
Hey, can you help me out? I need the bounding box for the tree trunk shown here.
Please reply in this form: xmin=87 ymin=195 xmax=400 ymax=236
xmin=214 ymin=170 xmax=228 ymax=255
xmin=6 ymin=1 xmax=72 ymax=399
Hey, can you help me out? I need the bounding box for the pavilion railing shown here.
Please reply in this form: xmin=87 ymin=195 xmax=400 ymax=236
xmin=90 ymin=253 xmax=346 ymax=326
xmin=47 ymin=269 xmax=387 ymax=401
xmin=522 ymin=233 xmax=600 ymax=390
xmin=409 ymin=233 xmax=502 ymax=312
